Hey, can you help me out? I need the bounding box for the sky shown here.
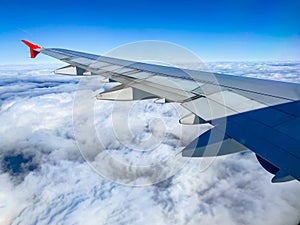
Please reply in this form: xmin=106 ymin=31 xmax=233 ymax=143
xmin=1 ymin=0 xmax=300 ymax=64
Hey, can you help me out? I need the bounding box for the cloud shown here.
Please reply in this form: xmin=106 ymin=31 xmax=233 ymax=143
xmin=0 ymin=63 xmax=300 ymax=225
xmin=177 ymin=61 xmax=300 ymax=83
xmin=206 ymin=61 xmax=300 ymax=83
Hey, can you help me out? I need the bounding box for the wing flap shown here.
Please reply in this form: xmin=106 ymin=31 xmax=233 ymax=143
xmin=129 ymin=80 xmax=196 ymax=102
xmin=182 ymin=125 xmax=248 ymax=157
xmin=96 ymin=85 xmax=158 ymax=101
xmin=146 ymin=75 xmax=202 ymax=91
xmin=182 ymin=96 xmax=236 ymax=121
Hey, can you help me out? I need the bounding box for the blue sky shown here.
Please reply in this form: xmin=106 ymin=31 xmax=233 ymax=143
xmin=1 ymin=0 xmax=300 ymax=64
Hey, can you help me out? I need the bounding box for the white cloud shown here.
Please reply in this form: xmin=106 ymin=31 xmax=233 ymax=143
xmin=0 ymin=63 xmax=299 ymax=225
xmin=206 ymin=61 xmax=300 ymax=83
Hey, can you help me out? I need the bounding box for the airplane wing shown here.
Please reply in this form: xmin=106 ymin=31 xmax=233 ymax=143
xmin=22 ymin=40 xmax=300 ymax=183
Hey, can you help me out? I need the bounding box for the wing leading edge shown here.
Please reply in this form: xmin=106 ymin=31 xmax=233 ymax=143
xmin=22 ymin=40 xmax=300 ymax=183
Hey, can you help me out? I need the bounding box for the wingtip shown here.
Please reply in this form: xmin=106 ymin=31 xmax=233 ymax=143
xmin=21 ymin=40 xmax=42 ymax=58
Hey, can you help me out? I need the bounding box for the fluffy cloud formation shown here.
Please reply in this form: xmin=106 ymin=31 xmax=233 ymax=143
xmin=0 ymin=62 xmax=300 ymax=225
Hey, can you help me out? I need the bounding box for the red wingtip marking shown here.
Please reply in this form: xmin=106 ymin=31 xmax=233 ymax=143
xmin=21 ymin=40 xmax=42 ymax=58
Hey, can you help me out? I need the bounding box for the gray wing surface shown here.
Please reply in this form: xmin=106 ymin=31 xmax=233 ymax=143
xmin=33 ymin=46 xmax=300 ymax=183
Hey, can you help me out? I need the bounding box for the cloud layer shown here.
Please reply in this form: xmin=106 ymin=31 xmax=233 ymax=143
xmin=0 ymin=62 xmax=300 ymax=225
